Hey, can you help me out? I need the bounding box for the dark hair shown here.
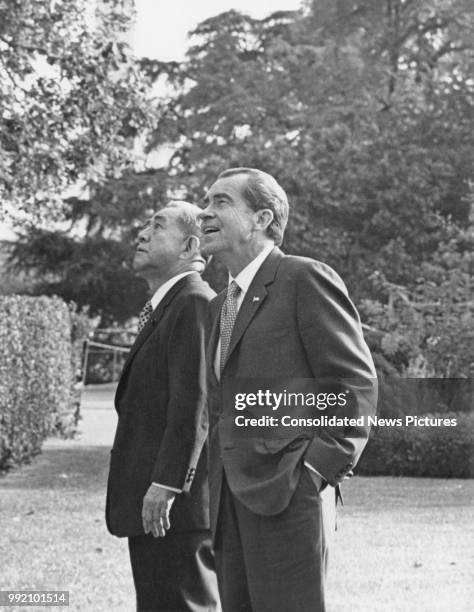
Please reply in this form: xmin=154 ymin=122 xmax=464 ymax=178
xmin=218 ymin=168 xmax=289 ymax=245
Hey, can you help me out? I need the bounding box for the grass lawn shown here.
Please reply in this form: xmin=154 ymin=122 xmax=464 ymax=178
xmin=327 ymin=477 xmax=474 ymax=612
xmin=1 ymin=397 xmax=473 ymax=611
xmin=0 ymin=441 xmax=134 ymax=611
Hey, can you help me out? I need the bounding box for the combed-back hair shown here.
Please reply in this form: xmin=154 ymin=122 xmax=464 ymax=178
xmin=165 ymin=200 xmax=208 ymax=267
xmin=218 ymin=168 xmax=289 ymax=245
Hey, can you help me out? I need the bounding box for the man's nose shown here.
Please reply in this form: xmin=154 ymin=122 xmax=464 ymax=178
xmin=136 ymin=228 xmax=149 ymax=245
xmin=199 ymin=207 xmax=213 ymax=222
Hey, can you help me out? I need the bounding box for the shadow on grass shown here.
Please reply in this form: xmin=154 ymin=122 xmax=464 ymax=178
xmin=0 ymin=445 xmax=111 ymax=492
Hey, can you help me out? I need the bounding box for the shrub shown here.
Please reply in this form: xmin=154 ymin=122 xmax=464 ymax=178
xmin=358 ymin=412 xmax=474 ymax=478
xmin=374 ymin=375 xmax=473 ymax=417
xmin=0 ymin=296 xmax=93 ymax=470
xmin=53 ymin=304 xmax=96 ymax=437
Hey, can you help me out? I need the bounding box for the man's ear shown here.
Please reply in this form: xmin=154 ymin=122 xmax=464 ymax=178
xmin=254 ymin=209 xmax=274 ymax=232
xmin=181 ymin=235 xmax=200 ymax=259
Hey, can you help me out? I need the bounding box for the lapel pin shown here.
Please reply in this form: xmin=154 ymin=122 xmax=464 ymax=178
xmin=252 ymin=296 xmax=260 ymax=302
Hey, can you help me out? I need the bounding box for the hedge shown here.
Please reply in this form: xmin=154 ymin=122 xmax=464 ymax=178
xmin=375 ymin=375 xmax=472 ymax=417
xmin=357 ymin=412 xmax=474 ymax=478
xmin=0 ymin=295 xmax=93 ymax=471
xmin=66 ymin=303 xmax=95 ymax=435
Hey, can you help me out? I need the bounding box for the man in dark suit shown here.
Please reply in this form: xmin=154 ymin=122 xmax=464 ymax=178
xmin=106 ymin=201 xmax=220 ymax=611
xmin=199 ymin=169 xmax=377 ymax=612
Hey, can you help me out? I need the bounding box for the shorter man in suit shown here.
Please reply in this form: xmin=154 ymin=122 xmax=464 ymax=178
xmin=106 ymin=201 xmax=220 ymax=611
xmin=200 ymin=169 xmax=377 ymax=611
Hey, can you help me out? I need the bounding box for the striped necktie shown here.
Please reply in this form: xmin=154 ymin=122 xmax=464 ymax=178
xmin=219 ymin=280 xmax=242 ymax=373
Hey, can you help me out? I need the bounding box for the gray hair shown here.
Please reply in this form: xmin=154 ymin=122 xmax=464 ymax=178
xmin=165 ymin=200 xmax=203 ymax=237
xmin=164 ymin=200 xmax=207 ymax=267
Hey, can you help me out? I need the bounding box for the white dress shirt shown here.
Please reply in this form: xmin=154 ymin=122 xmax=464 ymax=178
xmin=149 ymin=271 xmax=195 ymax=494
xmin=149 ymin=271 xmax=195 ymax=311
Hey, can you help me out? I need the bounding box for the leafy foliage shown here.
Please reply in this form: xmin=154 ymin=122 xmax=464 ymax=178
xmin=143 ymin=0 xmax=473 ymax=374
xmin=10 ymin=224 xmax=147 ymax=323
xmin=0 ymin=296 xmax=92 ymax=471
xmin=1 ymin=0 xmax=157 ymax=321
xmin=358 ymin=411 xmax=474 ymax=478
xmin=7 ymin=0 xmax=474 ymax=366
xmin=0 ymin=0 xmax=152 ymax=222
xmin=148 ymin=1 xmax=473 ymax=261
xmin=7 ymin=166 xmax=174 ymax=321
xmin=360 ymin=222 xmax=473 ymax=377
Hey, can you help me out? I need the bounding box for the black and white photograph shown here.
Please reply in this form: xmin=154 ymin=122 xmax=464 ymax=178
xmin=1 ymin=1 xmax=473 ymax=611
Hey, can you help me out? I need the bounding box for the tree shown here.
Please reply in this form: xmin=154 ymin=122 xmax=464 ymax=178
xmin=359 ymin=218 xmax=473 ymax=378
xmin=0 ymin=0 xmax=152 ymax=222
xmin=2 ymin=0 xmax=157 ymax=322
xmin=141 ymin=1 xmax=473 ymax=372
xmin=8 ymin=167 xmax=174 ymax=322
xmin=9 ymin=0 xmax=474 ymax=352
xmin=145 ymin=3 xmax=472 ymax=280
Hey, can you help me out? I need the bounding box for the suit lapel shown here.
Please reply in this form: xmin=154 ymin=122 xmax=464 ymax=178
xmin=221 ymin=247 xmax=284 ymax=374
xmin=117 ymin=274 xmax=200 ymax=392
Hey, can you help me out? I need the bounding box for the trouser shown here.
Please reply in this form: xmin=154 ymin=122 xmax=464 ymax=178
xmin=128 ymin=530 xmax=221 ymax=612
xmin=214 ymin=469 xmax=335 ymax=612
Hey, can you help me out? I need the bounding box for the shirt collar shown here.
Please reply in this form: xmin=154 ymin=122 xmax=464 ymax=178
xmin=230 ymin=244 xmax=274 ymax=296
xmin=150 ymin=271 xmax=194 ymax=310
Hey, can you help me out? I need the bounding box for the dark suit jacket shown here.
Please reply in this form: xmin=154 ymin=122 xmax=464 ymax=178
xmin=206 ymin=248 xmax=377 ymax=534
xmin=106 ymin=273 xmax=216 ymax=537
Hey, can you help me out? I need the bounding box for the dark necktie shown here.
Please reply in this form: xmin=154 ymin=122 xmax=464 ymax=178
xmin=137 ymin=300 xmax=153 ymax=334
xmin=219 ymin=280 xmax=242 ymax=373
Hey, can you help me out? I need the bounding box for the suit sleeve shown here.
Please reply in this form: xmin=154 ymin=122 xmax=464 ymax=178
xmin=150 ymin=292 xmax=210 ymax=492
xmin=296 ymin=261 xmax=378 ymax=486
